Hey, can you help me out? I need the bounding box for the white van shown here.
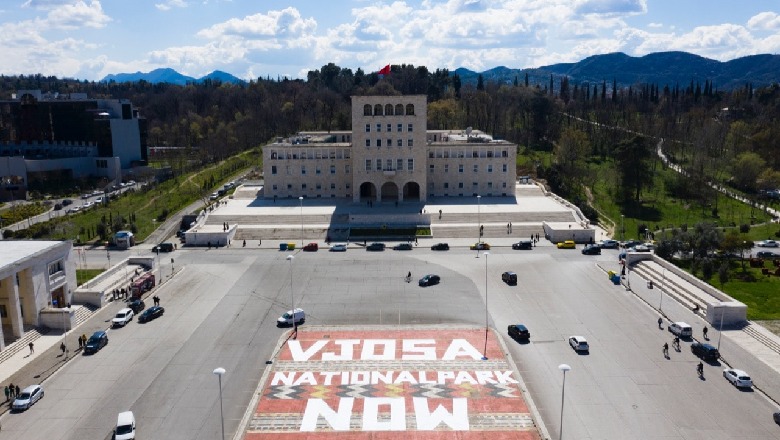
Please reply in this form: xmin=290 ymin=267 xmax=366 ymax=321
xmin=669 ymin=322 xmax=693 ymax=338
xmin=115 ymin=411 xmax=136 ymax=440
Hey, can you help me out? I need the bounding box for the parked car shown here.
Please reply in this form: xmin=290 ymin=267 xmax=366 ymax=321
xmin=138 ymin=306 xmax=165 ymax=323
xmin=67 ymin=206 xmax=81 ymax=214
xmin=53 ymin=203 xmax=63 ymax=210
xmin=366 ymin=242 xmax=386 ymax=251
xmin=598 ymin=239 xmax=619 ymax=249
xmin=774 ymin=412 xmax=780 ymax=424
xmin=153 ymin=242 xmax=175 ymax=253
xmin=632 ymin=244 xmax=651 ymax=252
xmin=84 ymin=331 xmax=108 ymax=354
xmin=112 ymin=308 xmax=134 ymax=327
xmin=757 ymin=251 xmax=780 ymax=259
xmin=668 ymin=322 xmax=693 ymax=338
xmin=502 ymin=271 xmax=518 ymax=285
xmin=61 ymin=199 xmax=73 ymax=206
xmin=431 ymin=243 xmax=449 ymax=251
xmin=277 ymin=308 xmax=305 ymax=326
xmin=691 ymin=342 xmax=720 ymax=361
xmin=12 ymin=384 xmax=43 ymax=411
xmin=303 ymin=242 xmax=319 ymax=252
xmin=507 ymin=324 xmax=530 ymax=340
xmin=581 ymin=244 xmax=601 ymax=255
xmin=622 ymin=239 xmax=643 ymax=248
xmin=418 ymin=274 xmax=441 ymax=286
xmin=329 ymin=243 xmax=347 ymax=252
xmin=757 ymin=240 xmax=779 ymax=248
xmin=557 ymin=240 xmax=576 ymax=249
xmin=115 ymin=411 xmax=136 ymax=440
xmin=512 ymin=240 xmax=533 ymax=250
xmin=723 ymin=368 xmax=752 ymax=388
xmin=393 ymin=243 xmax=413 ymax=250
xmin=128 ymin=299 xmax=145 ymax=313
xmin=568 ymin=336 xmax=589 ymax=352
xmin=470 ymin=242 xmax=490 ymax=250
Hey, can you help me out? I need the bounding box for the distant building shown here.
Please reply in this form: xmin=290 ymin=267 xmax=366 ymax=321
xmin=263 ymin=95 xmax=517 ymax=202
xmin=0 ymin=240 xmax=76 ymax=349
xmin=0 ymin=90 xmax=147 ymax=201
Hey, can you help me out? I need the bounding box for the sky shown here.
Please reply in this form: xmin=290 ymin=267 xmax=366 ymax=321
xmin=2 ymin=0 xmax=780 ymax=81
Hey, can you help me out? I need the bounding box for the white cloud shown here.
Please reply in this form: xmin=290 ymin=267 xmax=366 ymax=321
xmin=46 ymin=1 xmax=110 ymax=29
xmin=155 ymin=0 xmax=188 ymax=12
xmin=747 ymin=12 xmax=780 ymax=30
xmin=574 ymin=0 xmax=646 ymax=15
xmin=197 ymin=7 xmax=316 ymax=39
xmin=647 ymin=22 xmax=662 ymax=28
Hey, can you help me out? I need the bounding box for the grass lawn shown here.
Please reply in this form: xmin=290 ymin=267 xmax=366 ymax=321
xmin=76 ymin=269 xmax=105 ymax=286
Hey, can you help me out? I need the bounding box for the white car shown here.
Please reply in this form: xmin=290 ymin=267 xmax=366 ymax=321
xmin=112 ymin=308 xmax=134 ymax=327
xmin=277 ymin=308 xmax=305 ymax=326
xmin=723 ymin=368 xmax=753 ymax=388
xmin=668 ymin=322 xmax=693 ymax=338
xmin=757 ymin=240 xmax=779 ymax=248
xmin=568 ymin=336 xmax=589 ymax=352
xmin=12 ymin=384 xmax=43 ymax=411
xmin=329 ymin=243 xmax=347 ymax=252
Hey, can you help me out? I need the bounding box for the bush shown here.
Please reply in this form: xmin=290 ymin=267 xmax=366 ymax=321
xmin=740 ymin=224 xmax=750 ymax=233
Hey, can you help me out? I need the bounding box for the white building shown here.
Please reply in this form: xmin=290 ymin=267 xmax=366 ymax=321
xmin=0 ymin=241 xmax=76 ymax=349
xmin=263 ymin=95 xmax=517 ymax=202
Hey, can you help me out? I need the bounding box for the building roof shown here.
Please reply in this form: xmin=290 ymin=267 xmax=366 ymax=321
xmin=0 ymin=241 xmax=67 ymax=272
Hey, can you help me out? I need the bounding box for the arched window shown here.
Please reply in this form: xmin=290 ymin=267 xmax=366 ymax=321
xmin=374 ymin=104 xmax=383 ymax=116
xmin=406 ymin=104 xmax=415 ymax=116
xmin=395 ymin=104 xmax=404 ymax=115
xmin=363 ymin=104 xmax=372 ymax=116
xmin=384 ymin=104 xmax=394 ymax=115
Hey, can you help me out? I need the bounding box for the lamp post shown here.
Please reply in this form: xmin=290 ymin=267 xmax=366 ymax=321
xmin=717 ymin=304 xmax=725 ymax=351
xmin=621 ymin=214 xmax=625 ymax=242
xmin=482 ymin=251 xmax=489 ymax=360
xmin=476 ymin=195 xmax=482 ymax=258
xmin=106 ymin=249 xmax=111 ymax=270
xmin=558 ymin=363 xmax=572 ymax=440
xmin=213 ymin=367 xmax=226 ymax=440
xmin=299 ymin=196 xmax=304 ymax=246
xmin=287 ymin=255 xmax=297 ymax=338
xmin=660 ymin=267 xmax=666 ymax=311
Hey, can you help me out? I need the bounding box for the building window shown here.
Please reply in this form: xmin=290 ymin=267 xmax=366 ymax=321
xmin=365 ymin=160 xmax=371 ymax=171
xmin=473 ymin=151 xmax=479 ymax=158
xmin=397 ymin=123 xmax=403 ymax=132
xmin=502 ymin=164 xmax=507 ymax=172
xmin=487 ymin=150 xmax=493 ymax=158
xmin=387 ymin=124 xmax=392 ymax=132
xmin=459 ymin=164 xmax=464 ymax=173
xmin=316 ymin=183 xmax=322 ymax=190
xmin=376 ymin=159 xmax=382 ymax=171
xmin=272 ymin=184 xmax=278 ymax=190
xmin=376 ymin=123 xmax=382 ymax=132
xmin=365 ymin=124 xmax=370 ymax=132
xmin=386 ymin=159 xmax=392 ymax=170
xmin=363 ymin=104 xmax=372 ymax=116
xmin=488 ymin=182 xmax=493 ymax=189
xmin=271 ymin=166 xmax=277 ymax=175
xmin=408 ymin=123 xmax=413 ymax=132
xmin=374 ymin=104 xmax=383 ymax=115
xmin=302 ymin=183 xmax=307 ymax=189
xmin=502 ymin=150 xmax=508 ymax=157
xmin=444 ymin=164 xmax=449 ymax=173
xmin=487 ymin=165 xmax=493 ymax=173
xmin=331 ymin=183 xmax=336 ymax=189
xmin=407 ymin=158 xmax=414 ymax=171
xmin=395 ymin=104 xmax=404 ymax=115
xmin=385 ymin=104 xmax=394 ymax=115
xmin=346 ymin=183 xmax=351 ymax=189
xmin=387 ymin=138 xmax=392 ymax=147
xmin=444 ymin=182 xmax=449 ymax=188
xmin=330 ymin=165 xmax=336 ymax=174
xmin=301 ymin=165 xmax=306 ymax=175
xmin=473 ymin=182 xmax=478 ymax=187
xmin=406 ymin=104 xmax=415 ymax=115
xmin=407 ymin=139 xmax=413 ymax=147
xmin=502 ymin=182 xmax=507 ymax=188
xmin=397 ymin=139 xmax=402 ymax=147
xmin=458 ymin=182 xmax=464 ymax=189
xmin=316 ymin=165 xmax=321 ymax=174
xmin=429 ymin=164 xmax=435 ymax=173
xmin=287 ymin=184 xmax=292 ymax=189
xmin=429 ymin=151 xmax=434 ymax=158
xmin=365 ymin=139 xmax=371 ymax=147
xmin=397 ymin=158 xmax=403 ymax=170
xmin=473 ymin=164 xmax=478 ymax=173
xmin=286 ymin=166 xmax=291 ymax=175
xmin=345 ymin=165 xmax=351 ymax=174
xmin=377 ymin=139 xmax=382 ymax=147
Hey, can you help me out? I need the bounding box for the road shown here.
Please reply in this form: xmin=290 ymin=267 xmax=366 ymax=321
xmin=1 ymin=244 xmax=779 ymax=439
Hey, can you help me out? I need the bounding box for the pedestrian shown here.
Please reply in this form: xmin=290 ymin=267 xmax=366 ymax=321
xmin=9 ymin=383 xmax=14 ymax=399
xmin=28 ymin=341 xmax=34 ymax=354
xmin=243 ymin=240 xmax=246 ymax=247
xmin=439 ymin=209 xmax=442 ymax=219
xmin=15 ymin=385 xmax=19 ymax=397
xmin=4 ymin=385 xmax=9 ymax=402
xmin=78 ymin=336 xmax=83 ymax=349
xmin=60 ymin=342 xmax=66 ymax=355
xmin=703 ymin=326 xmax=709 ymax=340
xmin=82 ymin=334 xmax=87 ymax=347
xmin=510 ymin=222 xmax=512 ymax=233
xmin=208 ymin=241 xmax=211 ymax=250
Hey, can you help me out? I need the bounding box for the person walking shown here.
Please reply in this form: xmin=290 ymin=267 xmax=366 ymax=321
xmin=28 ymin=341 xmax=34 ymax=354
xmin=4 ymin=385 xmax=9 ymax=402
xmin=9 ymin=383 xmax=14 ymax=399
xmin=662 ymin=342 xmax=669 ymax=358
xmin=697 ymin=361 xmax=704 ymax=377
xmin=15 ymin=385 xmax=20 ymax=397
xmin=78 ymin=336 xmax=83 ymax=350
xmin=703 ymin=326 xmax=709 ymax=340
xmin=60 ymin=342 xmax=66 ymax=355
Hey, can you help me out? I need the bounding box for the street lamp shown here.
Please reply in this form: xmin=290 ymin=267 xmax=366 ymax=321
xmin=299 ymin=196 xmax=304 ymax=246
xmin=476 ymin=195 xmax=482 ymax=258
xmin=558 ymin=363 xmax=572 ymax=440
xmin=482 ymin=251 xmax=490 ymax=360
xmin=213 ymin=367 xmax=226 ymax=440
xmin=717 ymin=304 xmax=726 ymax=351
xmin=287 ymin=255 xmax=297 ymax=338
xmin=660 ymin=268 xmax=666 ymax=311
xmin=621 ymin=214 xmax=625 ymax=242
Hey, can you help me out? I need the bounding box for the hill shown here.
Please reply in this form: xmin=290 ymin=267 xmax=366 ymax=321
xmin=102 ymin=68 xmax=244 ymax=85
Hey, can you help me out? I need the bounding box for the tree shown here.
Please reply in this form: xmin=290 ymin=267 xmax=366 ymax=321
xmin=554 ymin=128 xmax=589 ymax=183
xmin=614 ymin=136 xmax=654 ymax=202
xmin=731 ymin=152 xmax=765 ymax=190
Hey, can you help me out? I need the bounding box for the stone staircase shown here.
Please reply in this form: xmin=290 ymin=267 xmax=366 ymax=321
xmin=0 ymin=327 xmax=49 ymax=364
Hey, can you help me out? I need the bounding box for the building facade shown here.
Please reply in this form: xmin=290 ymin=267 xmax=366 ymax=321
xmin=262 ymin=95 xmax=516 ymax=202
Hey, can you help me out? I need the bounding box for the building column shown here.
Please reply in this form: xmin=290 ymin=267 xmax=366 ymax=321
xmin=7 ymin=273 xmax=25 ymax=338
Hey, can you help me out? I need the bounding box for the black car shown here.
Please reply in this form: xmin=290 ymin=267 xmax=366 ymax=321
xmin=83 ymin=331 xmax=108 ymax=355
xmin=366 ymin=242 xmax=386 ymax=251
xmin=507 ymin=324 xmax=530 ymax=340
xmin=582 ymin=244 xmax=602 ymax=255
xmin=418 ymin=274 xmax=441 ymax=286
xmin=61 ymin=199 xmax=73 ymax=206
xmin=622 ymin=239 xmax=642 ymax=249
xmin=128 ymin=299 xmax=146 ymax=313
xmin=502 ymin=271 xmax=518 ymax=285
xmin=393 ymin=243 xmax=413 ymax=251
xmin=691 ymin=342 xmax=720 ymax=361
xmin=512 ymin=240 xmax=533 ymax=250
xmin=431 ymin=243 xmax=449 ymax=251
xmin=153 ymin=242 xmax=175 ymax=253
xmin=138 ymin=306 xmax=165 ymax=323
xmin=757 ymin=251 xmax=780 ymax=259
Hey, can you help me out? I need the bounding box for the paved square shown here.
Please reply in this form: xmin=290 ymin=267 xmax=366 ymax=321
xmin=243 ymin=327 xmax=541 ymax=439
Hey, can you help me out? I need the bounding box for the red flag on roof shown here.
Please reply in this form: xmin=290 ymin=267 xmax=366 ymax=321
xmin=378 ymin=64 xmax=391 ymax=75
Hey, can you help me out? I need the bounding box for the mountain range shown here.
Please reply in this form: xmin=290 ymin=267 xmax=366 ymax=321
xmin=102 ymin=51 xmax=780 ymax=90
